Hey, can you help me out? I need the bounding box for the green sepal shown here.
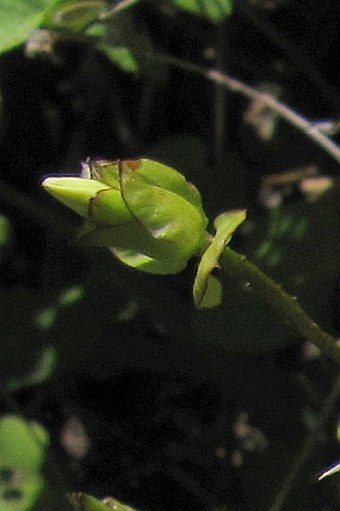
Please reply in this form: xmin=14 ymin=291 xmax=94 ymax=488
xmin=120 ymin=161 xmax=208 ymax=261
xmin=110 ymin=246 xmax=188 ymax=274
xmin=89 ymin=188 xmax=131 ymax=225
xmin=193 ymin=210 xmax=246 ymax=308
xmin=77 ymin=222 xmax=190 ymax=274
xmin=120 ymin=159 xmax=207 ymax=218
xmin=42 ymin=176 xmax=131 ymax=225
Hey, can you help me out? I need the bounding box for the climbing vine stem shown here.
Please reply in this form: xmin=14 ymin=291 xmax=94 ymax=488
xmin=221 ymin=248 xmax=340 ymax=364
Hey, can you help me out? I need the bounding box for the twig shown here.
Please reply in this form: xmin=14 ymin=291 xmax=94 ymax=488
xmin=268 ymin=370 xmax=340 ymax=511
xmin=152 ymin=52 xmax=340 ymax=166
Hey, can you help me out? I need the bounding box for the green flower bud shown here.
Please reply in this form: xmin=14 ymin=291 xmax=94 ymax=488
xmin=42 ymin=159 xmax=209 ymax=274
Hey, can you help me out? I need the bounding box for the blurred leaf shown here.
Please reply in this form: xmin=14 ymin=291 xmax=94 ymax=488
xmin=98 ymin=44 xmax=139 ymax=73
xmin=35 ymin=307 xmax=58 ymax=330
xmin=193 ymin=190 xmax=340 ymax=353
xmin=58 ymin=285 xmax=84 ymax=307
xmin=68 ymin=493 xmax=138 ymax=511
xmin=0 ymin=0 xmax=56 ymax=54
xmin=0 ymin=215 xmax=12 ymax=266
xmin=43 ymin=0 xmax=105 ymax=32
xmin=0 ymin=290 xmax=53 ymax=385
xmin=171 ymin=0 xmax=233 ymax=22
xmin=7 ymin=347 xmax=57 ymax=391
xmin=192 ymin=274 xmax=296 ymax=353
xmin=0 ymin=416 xmax=48 ymax=469
xmin=250 ymin=192 xmax=340 ymax=332
xmin=95 ymin=11 xmax=168 ymax=81
xmin=0 ymin=215 xmax=11 ymax=247
xmin=0 ymin=416 xmax=49 ymax=511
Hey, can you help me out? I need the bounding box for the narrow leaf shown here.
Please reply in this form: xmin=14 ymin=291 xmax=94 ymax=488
xmin=172 ymin=0 xmax=233 ymax=23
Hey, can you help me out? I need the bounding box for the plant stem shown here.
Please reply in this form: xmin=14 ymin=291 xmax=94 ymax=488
xmin=268 ymin=369 xmax=340 ymax=511
xmin=153 ymin=52 xmax=340 ymax=166
xmin=221 ymin=248 xmax=340 ymax=363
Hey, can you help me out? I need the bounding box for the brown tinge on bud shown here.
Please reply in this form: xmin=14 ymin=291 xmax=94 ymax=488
xmin=124 ymin=159 xmax=142 ymax=171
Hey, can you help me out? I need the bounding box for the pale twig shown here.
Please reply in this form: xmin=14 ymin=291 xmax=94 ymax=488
xmin=268 ymin=370 xmax=340 ymax=511
xmin=152 ymin=52 xmax=340 ymax=166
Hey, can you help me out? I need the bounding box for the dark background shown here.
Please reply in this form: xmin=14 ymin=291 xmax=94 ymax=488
xmin=1 ymin=1 xmax=340 ymax=509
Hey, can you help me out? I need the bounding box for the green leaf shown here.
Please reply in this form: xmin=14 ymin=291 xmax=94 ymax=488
xmin=0 ymin=416 xmax=48 ymax=470
xmin=99 ymin=45 xmax=139 ymax=73
xmin=0 ymin=215 xmax=11 ymax=247
xmin=7 ymin=346 xmax=57 ymax=391
xmin=68 ymin=493 xmax=138 ymax=511
xmin=193 ymin=210 xmax=246 ymax=307
xmin=58 ymin=285 xmax=84 ymax=306
xmin=250 ymin=193 xmax=340 ymax=332
xmin=0 ymin=0 xmax=56 ymax=54
xmin=171 ymin=0 xmax=233 ymax=22
xmin=43 ymin=0 xmax=105 ymax=32
xmin=95 ymin=10 xmax=168 ymax=81
xmin=0 ymin=289 xmax=54 ymax=385
xmin=0 ymin=416 xmax=49 ymax=511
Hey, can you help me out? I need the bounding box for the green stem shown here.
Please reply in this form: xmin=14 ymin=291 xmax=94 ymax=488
xmin=221 ymin=248 xmax=340 ymax=364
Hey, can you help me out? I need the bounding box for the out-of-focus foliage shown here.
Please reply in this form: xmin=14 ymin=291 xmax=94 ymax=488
xmin=171 ymin=0 xmax=233 ymax=22
xmin=43 ymin=0 xmax=106 ymax=32
xmin=68 ymin=493 xmax=138 ymax=511
xmin=0 ymin=416 xmax=49 ymax=511
xmin=0 ymin=0 xmax=56 ymax=54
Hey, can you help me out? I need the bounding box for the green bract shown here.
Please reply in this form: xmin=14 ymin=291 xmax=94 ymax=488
xmin=42 ymin=159 xmax=209 ymax=274
xmin=193 ymin=210 xmax=247 ymax=308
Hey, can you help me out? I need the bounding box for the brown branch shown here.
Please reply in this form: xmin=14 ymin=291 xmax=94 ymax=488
xmin=153 ymin=52 xmax=340 ymax=166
